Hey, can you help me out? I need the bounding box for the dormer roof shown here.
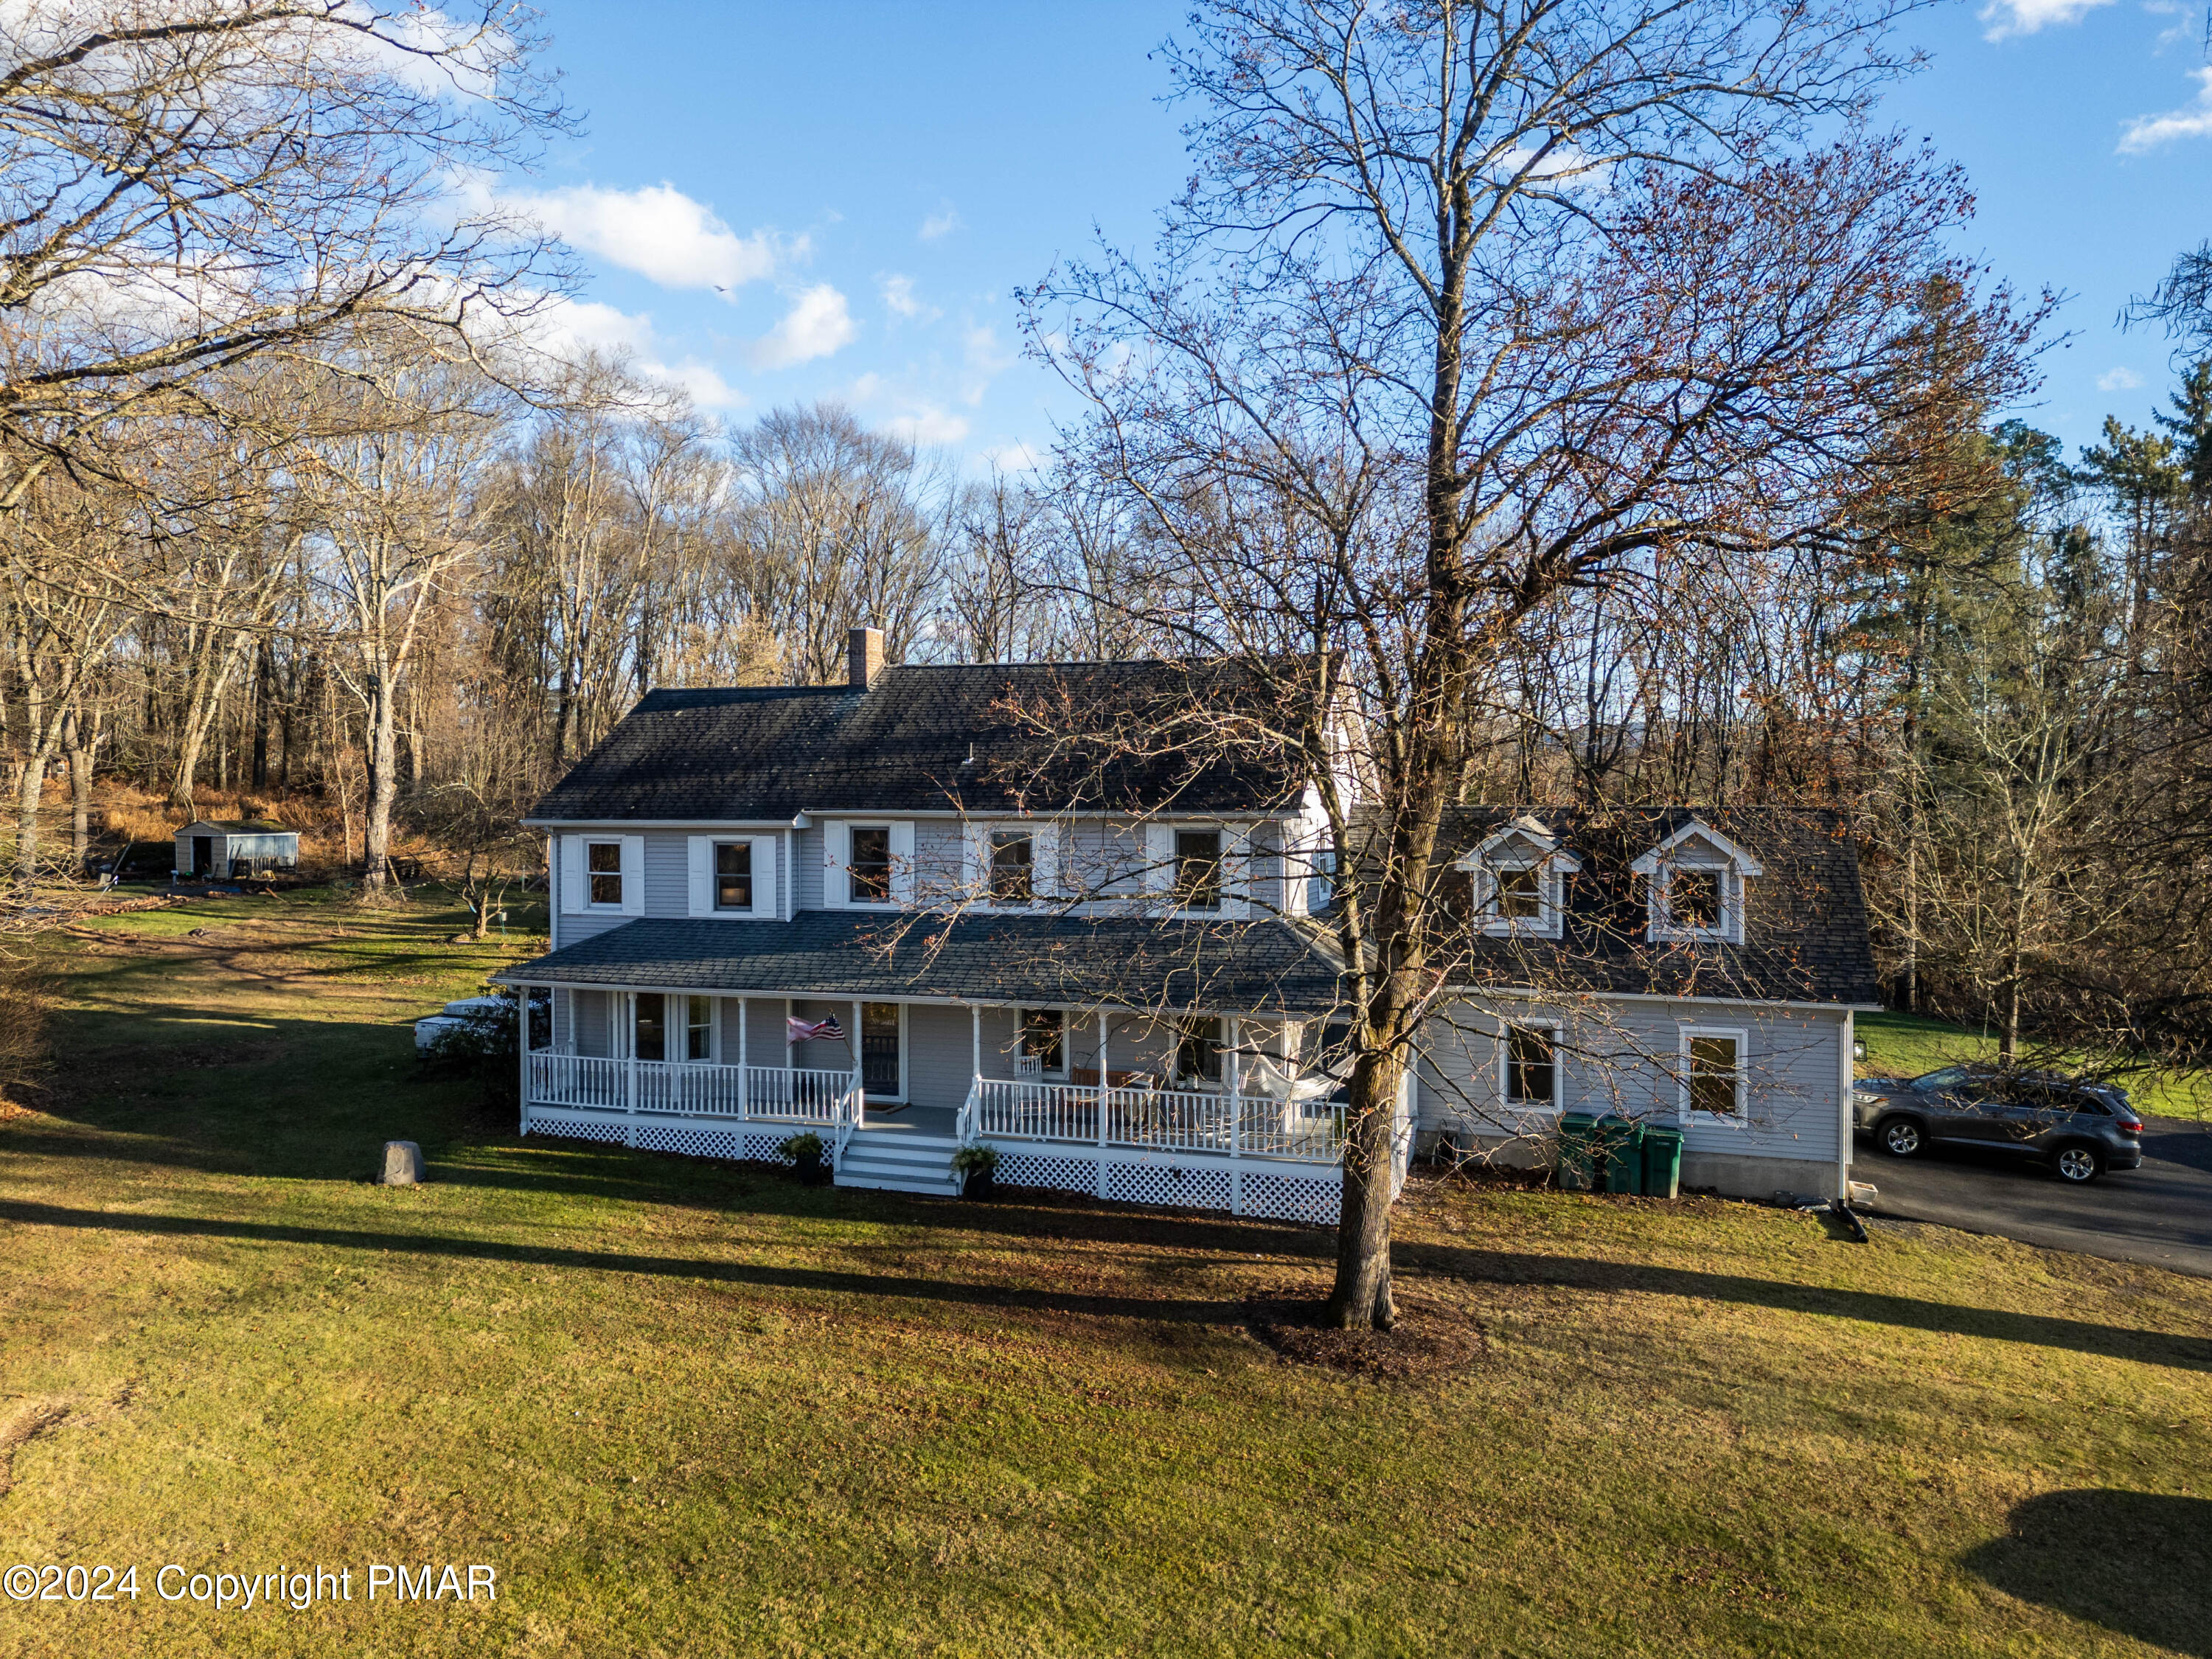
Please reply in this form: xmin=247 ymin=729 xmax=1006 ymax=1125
xmin=1461 ymin=814 xmax=1584 ymax=871
xmin=1628 ymin=818 xmax=1764 ymax=879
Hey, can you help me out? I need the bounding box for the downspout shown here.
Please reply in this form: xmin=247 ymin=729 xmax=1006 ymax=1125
xmin=1836 ymin=1009 xmax=1856 ymax=1203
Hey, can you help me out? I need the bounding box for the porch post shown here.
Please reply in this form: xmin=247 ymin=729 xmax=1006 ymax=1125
xmin=1096 ymin=1009 xmax=1110 ymax=1198
xmin=517 ymin=987 xmax=529 ymax=1135
xmin=737 ymin=995 xmax=748 ymax=1121
xmin=624 ymin=992 xmax=638 ymax=1133
xmin=971 ymin=1004 xmax=981 ymax=1079
xmin=1227 ymin=1016 xmax=1241 ymax=1162
xmin=852 ymin=996 xmax=864 ymax=1094
xmin=785 ymin=998 xmax=793 ymax=1073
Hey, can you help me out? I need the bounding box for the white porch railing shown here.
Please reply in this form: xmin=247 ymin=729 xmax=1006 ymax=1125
xmin=525 ymin=1051 xmax=858 ymax=1124
xmin=967 ymin=1076 xmax=1346 ymax=1164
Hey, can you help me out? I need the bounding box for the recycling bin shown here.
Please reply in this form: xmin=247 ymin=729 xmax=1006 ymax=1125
xmin=1640 ymin=1124 xmax=1684 ymax=1200
xmin=1557 ymin=1111 xmax=1599 ymax=1191
xmin=1597 ymin=1114 xmax=1646 ymax=1194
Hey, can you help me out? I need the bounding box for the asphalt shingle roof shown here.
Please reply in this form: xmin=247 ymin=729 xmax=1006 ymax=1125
xmin=526 ymin=660 xmax=1303 ymax=824
xmin=1401 ymin=804 xmax=1882 ymax=1006
xmin=495 ymin=911 xmax=1349 ymax=1015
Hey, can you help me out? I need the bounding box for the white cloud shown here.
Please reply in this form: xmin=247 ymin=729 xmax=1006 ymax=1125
xmin=2121 ymin=66 xmax=2212 ymax=150
xmin=502 ymin=181 xmax=787 ymax=293
xmin=1978 ymin=0 xmax=2115 ymax=40
xmin=750 ymin=284 xmax=857 ymax=369
xmin=2098 ymin=366 xmax=2145 ymax=392
xmin=960 ymin=323 xmax=1014 ymax=406
xmin=979 ymin=441 xmax=1044 ymax=473
xmin=886 ymin=406 xmax=970 ymax=445
xmin=518 ymin=297 xmax=743 ymax=409
xmin=655 ymin=360 xmax=745 ymax=411
xmin=880 ymin=273 xmax=939 ymax=321
xmin=919 ymin=204 xmax=961 ymax=242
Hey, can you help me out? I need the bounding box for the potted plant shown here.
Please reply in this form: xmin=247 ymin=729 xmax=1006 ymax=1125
xmin=951 ymin=1144 xmax=998 ymax=1200
xmin=782 ymin=1131 xmax=829 ymax=1186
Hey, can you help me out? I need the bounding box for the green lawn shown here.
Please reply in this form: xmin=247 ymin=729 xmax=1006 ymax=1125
xmin=1856 ymin=1009 xmax=2212 ymax=1121
xmin=1 ymin=891 xmax=2208 ymax=1657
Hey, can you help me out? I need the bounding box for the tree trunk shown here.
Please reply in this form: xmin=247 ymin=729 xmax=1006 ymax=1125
xmin=63 ymin=706 xmax=99 ymax=872
xmin=13 ymin=751 xmax=46 ymax=889
xmin=1325 ymin=1043 xmax=1405 ymax=1329
xmin=361 ymin=668 xmax=400 ymax=892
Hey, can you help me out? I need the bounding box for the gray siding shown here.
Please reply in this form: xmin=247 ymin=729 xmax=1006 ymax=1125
xmin=1416 ymin=995 xmax=1844 ymax=1166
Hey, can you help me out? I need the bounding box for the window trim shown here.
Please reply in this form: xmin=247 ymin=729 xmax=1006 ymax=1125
xmin=584 ymin=837 xmax=626 ymax=911
xmin=1632 ymin=821 xmax=1762 ymax=945
xmin=1459 ymin=824 xmax=1579 ymax=939
xmin=1018 ymin=1006 xmax=1068 ymax=1077
xmin=709 ymin=838 xmax=757 ymax=914
xmin=990 ymin=829 xmax=1036 ymax=906
xmin=846 ymin=822 xmax=896 ymax=908
xmin=1498 ymin=1018 xmax=1563 ymax=1114
xmin=1677 ymin=1024 xmax=1750 ymax=1124
xmin=683 ymin=993 xmax=717 ymax=1063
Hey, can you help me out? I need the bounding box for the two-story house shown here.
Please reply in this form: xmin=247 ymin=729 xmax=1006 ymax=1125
xmin=495 ymin=628 xmax=1881 ymax=1216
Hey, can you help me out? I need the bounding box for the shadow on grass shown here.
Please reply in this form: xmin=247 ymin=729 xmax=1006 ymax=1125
xmin=3 ymin=1193 xmax=2208 ymax=1372
xmin=1961 ymin=1489 xmax=2212 ymax=1655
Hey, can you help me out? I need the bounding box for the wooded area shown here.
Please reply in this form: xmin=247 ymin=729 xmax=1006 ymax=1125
xmin=1 ymin=3 xmax=2206 ymax=1321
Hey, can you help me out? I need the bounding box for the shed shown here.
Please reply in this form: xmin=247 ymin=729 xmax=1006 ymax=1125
xmin=175 ymin=820 xmax=300 ymax=880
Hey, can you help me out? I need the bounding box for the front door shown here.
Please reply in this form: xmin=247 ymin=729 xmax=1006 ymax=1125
xmin=861 ymin=1003 xmax=901 ymax=1099
xmin=192 ymin=836 xmax=213 ymax=877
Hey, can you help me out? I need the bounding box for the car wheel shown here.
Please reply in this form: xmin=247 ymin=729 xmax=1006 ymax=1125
xmin=1878 ymin=1116 xmax=1925 ymax=1158
xmin=2053 ymin=1144 xmax=2103 ymax=1183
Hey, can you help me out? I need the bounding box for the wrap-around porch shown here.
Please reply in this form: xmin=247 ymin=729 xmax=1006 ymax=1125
xmin=512 ymin=988 xmax=1408 ymax=1225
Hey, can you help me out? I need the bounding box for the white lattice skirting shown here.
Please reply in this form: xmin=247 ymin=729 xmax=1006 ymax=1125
xmin=521 ymin=1110 xmax=1346 ymax=1225
xmin=992 ymin=1144 xmax=1341 ymax=1225
xmin=524 ymin=1109 xmax=805 ymax=1167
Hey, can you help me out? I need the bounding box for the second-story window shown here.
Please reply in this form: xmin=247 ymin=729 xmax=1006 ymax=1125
xmin=850 ymin=826 xmax=892 ymax=903
xmin=991 ymin=831 xmax=1033 ymax=903
xmin=1174 ymin=829 xmax=1222 ymax=911
xmin=587 ymin=841 xmax=623 ymax=907
xmin=1492 ymin=866 xmax=1542 ymax=920
xmin=1669 ymin=867 xmax=1722 ymax=931
xmin=714 ymin=842 xmax=754 ymax=911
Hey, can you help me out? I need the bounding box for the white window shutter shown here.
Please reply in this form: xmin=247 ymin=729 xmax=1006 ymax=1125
xmin=560 ymin=835 xmax=585 ymax=915
xmin=620 ymin=835 xmax=646 ymax=916
xmin=750 ymin=835 xmax=778 ymax=918
xmin=961 ymin=821 xmax=989 ymax=902
xmin=1144 ymin=821 xmax=1175 ymax=894
xmin=824 ymin=821 xmax=849 ymax=909
xmin=889 ymin=821 xmax=917 ymax=903
xmin=1034 ymin=821 xmax=1060 ymax=905
xmin=686 ymin=836 xmax=712 ymax=918
xmin=1223 ymin=823 xmax=1251 ymax=918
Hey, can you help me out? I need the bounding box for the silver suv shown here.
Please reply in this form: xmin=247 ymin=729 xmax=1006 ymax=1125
xmin=1853 ymin=1065 xmax=2144 ymax=1183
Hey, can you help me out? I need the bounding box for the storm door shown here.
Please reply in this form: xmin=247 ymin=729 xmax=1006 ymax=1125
xmin=861 ymin=1003 xmax=902 ymax=1099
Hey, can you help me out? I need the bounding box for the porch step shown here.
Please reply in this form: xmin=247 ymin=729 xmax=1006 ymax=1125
xmin=835 ymin=1127 xmax=961 ymax=1196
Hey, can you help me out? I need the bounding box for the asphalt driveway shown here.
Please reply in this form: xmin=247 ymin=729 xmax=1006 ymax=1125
xmin=1857 ymin=1115 xmax=2212 ymax=1277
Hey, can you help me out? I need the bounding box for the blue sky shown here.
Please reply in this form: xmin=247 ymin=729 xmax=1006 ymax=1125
xmin=527 ymin=1 xmax=2212 ymax=470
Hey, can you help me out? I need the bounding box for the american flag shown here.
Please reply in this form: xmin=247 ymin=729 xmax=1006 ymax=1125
xmin=787 ymin=1015 xmax=845 ymax=1043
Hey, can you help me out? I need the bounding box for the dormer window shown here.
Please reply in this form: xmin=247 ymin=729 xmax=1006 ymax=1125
xmin=1458 ymin=816 xmax=1578 ymax=939
xmin=1631 ymin=821 xmax=1762 ymax=945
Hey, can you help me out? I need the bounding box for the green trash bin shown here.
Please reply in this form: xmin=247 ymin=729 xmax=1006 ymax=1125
xmin=1557 ymin=1111 xmax=1599 ymax=1191
xmin=1597 ymin=1113 xmax=1646 ymax=1194
xmin=1641 ymin=1124 xmax=1683 ymax=1200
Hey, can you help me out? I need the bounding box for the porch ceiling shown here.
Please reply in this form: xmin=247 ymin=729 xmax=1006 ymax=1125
xmin=493 ymin=911 xmax=1346 ymax=1016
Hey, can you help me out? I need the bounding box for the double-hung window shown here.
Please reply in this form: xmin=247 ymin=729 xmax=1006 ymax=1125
xmin=1175 ymin=1015 xmax=1224 ymax=1083
xmin=714 ymin=842 xmax=754 ymax=912
xmin=1019 ymin=1007 xmax=1065 ymax=1074
xmin=849 ymin=826 xmax=892 ymax=903
xmin=1680 ymin=1028 xmax=1747 ymax=1120
xmin=992 ymin=831 xmax=1034 ymax=904
xmin=1174 ymin=830 xmax=1222 ymax=911
xmin=1502 ymin=1023 xmax=1559 ymax=1111
xmin=587 ymin=841 xmax=623 ymax=908
xmin=685 ymin=995 xmax=714 ymax=1062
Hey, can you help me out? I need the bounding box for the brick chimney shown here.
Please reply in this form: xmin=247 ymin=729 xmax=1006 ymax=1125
xmin=848 ymin=625 xmax=884 ymax=690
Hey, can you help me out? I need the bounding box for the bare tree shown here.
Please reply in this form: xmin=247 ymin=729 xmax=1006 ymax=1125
xmin=0 ymin=0 xmax=570 ymax=512
xmin=1030 ymin=0 xmax=2036 ymax=1327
